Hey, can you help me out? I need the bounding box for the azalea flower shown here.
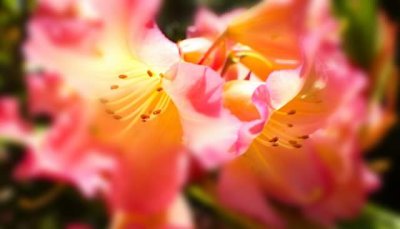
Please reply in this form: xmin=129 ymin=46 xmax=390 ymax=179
xmin=219 ymin=37 xmax=375 ymax=228
xmin=218 ymin=74 xmax=380 ymax=226
xmin=21 ymin=0 xmax=271 ymax=226
xmin=0 ymin=0 xmax=390 ymax=227
xmin=179 ymin=0 xmax=337 ymax=161
xmin=178 ymin=0 xmax=382 ymax=227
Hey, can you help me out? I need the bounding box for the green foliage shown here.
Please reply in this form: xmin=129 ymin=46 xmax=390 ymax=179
xmin=332 ymin=0 xmax=379 ymax=68
xmin=0 ymin=0 xmax=34 ymax=97
xmin=340 ymin=204 xmax=400 ymax=229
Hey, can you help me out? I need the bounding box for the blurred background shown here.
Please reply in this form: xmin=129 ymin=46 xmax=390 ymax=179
xmin=0 ymin=0 xmax=399 ymax=228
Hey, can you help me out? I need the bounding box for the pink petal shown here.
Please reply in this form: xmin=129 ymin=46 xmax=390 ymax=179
xmin=25 ymin=0 xmax=176 ymax=96
xmin=164 ymin=63 xmax=270 ymax=168
xmin=218 ymin=160 xmax=284 ymax=228
xmin=187 ymin=7 xmax=244 ymax=39
xmin=0 ymin=98 xmax=31 ymax=142
xmin=266 ymin=67 xmax=303 ymax=110
xmin=187 ymin=8 xmax=225 ymax=39
xmin=26 ymin=72 xmax=78 ymax=117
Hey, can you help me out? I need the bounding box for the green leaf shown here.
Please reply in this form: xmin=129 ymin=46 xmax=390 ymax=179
xmin=340 ymin=204 xmax=400 ymax=229
xmin=332 ymin=0 xmax=379 ymax=68
xmin=2 ymin=0 xmax=22 ymax=14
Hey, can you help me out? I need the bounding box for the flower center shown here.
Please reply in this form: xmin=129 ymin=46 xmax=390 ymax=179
xmin=99 ymin=68 xmax=170 ymax=128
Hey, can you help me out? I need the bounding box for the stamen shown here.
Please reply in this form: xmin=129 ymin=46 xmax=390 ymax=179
xmin=147 ymin=70 xmax=154 ymax=77
xmin=110 ymin=85 xmax=119 ymax=90
xmin=269 ymin=137 xmax=279 ymax=143
xmin=289 ymin=140 xmax=298 ymax=145
xmin=156 ymin=87 xmax=163 ymax=92
xmin=287 ymin=123 xmax=294 ymax=128
xmin=272 ymin=143 xmax=279 ymax=147
xmin=105 ymin=109 xmax=114 ymax=115
xmin=113 ymin=115 xmax=122 ymax=120
xmin=153 ymin=109 xmax=162 ymax=115
xmin=118 ymin=74 xmax=128 ymax=79
xmin=159 ymin=73 xmax=165 ymax=78
xmin=287 ymin=110 xmax=296 ymax=115
xmin=140 ymin=114 xmax=150 ymax=120
xmin=100 ymin=98 xmax=108 ymax=104
xmin=106 ymin=79 xmax=157 ymax=106
xmin=293 ymin=144 xmax=302 ymax=148
xmin=298 ymin=135 xmax=309 ymax=140
xmin=118 ymin=92 xmax=159 ymax=120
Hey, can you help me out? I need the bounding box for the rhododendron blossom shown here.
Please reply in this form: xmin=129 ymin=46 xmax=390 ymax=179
xmin=21 ymin=0 xmax=272 ymax=226
xmin=0 ymin=0 xmax=396 ymax=228
xmin=179 ymin=0 xmax=384 ymax=227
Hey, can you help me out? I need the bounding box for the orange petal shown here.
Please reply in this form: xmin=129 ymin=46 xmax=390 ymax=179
xmin=226 ymin=0 xmax=306 ymax=63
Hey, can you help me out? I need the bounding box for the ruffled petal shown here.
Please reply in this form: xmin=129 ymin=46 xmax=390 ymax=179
xmin=164 ymin=63 xmax=270 ymax=168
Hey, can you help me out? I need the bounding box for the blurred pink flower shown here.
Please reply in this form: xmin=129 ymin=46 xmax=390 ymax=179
xmin=0 ymin=94 xmax=115 ymax=199
xmin=26 ymin=71 xmax=79 ymax=117
xmin=15 ymin=100 xmax=118 ymax=198
xmin=0 ymin=98 xmax=31 ymax=141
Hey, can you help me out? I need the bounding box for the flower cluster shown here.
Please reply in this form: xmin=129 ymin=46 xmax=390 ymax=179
xmin=0 ymin=0 xmax=397 ymax=228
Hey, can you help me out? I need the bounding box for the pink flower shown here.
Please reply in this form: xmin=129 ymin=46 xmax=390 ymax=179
xmin=217 ymin=44 xmax=375 ymax=228
xmin=217 ymin=46 xmax=379 ymax=227
xmin=178 ymin=0 xmax=340 ymax=164
xmin=26 ymin=71 xmax=78 ymax=117
xmin=22 ymin=0 xmax=269 ymax=225
xmin=176 ymin=0 xmax=380 ymax=227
